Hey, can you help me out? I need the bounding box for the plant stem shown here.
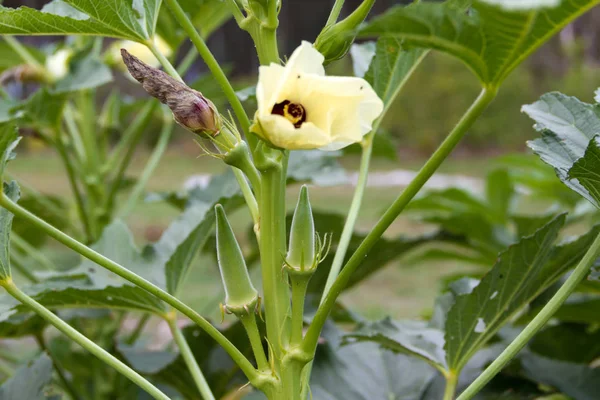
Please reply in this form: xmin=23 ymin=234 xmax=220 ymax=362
xmin=233 ymin=169 xmax=260 ymax=226
xmin=259 ymin=161 xmax=290 ymax=366
xmin=126 ymin=314 xmax=151 ymax=345
xmin=0 ymin=194 xmax=259 ymax=383
xmin=118 ymin=113 xmax=172 ymax=217
xmin=224 ymin=0 xmax=245 ymax=24
xmin=443 ymin=371 xmax=458 ymax=400
xmin=0 ymin=280 xmax=170 ymax=400
xmin=11 ymin=233 xmax=56 ymax=271
xmin=162 ymin=0 xmax=251 ymax=136
xmin=240 ymin=312 xmax=269 ymax=371
xmin=63 ymin=105 xmax=87 ymax=164
xmin=35 ymin=333 xmax=81 ymax=400
xmin=290 ymin=276 xmax=310 ymax=347
xmin=325 ymin=0 xmax=345 ymax=27
xmin=54 ymin=129 xmax=92 ymax=241
xmin=166 ymin=316 xmax=216 ymax=400
xmin=148 ymin=41 xmax=182 ymax=82
xmin=3 ymin=36 xmax=42 ymax=68
xmin=457 ymin=230 xmax=600 ymax=400
xmin=303 ymin=87 xmax=497 ymax=356
xmin=105 ymin=101 xmax=157 ymax=216
xmin=321 ymin=133 xmax=373 ymax=299
xmin=177 ymin=46 xmax=199 ymax=77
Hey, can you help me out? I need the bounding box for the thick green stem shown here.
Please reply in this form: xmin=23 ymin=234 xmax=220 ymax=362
xmin=0 ymin=280 xmax=170 ymax=400
xmin=166 ymin=315 xmax=216 ymax=400
xmin=118 ymin=114 xmax=172 ymax=217
xmin=240 ymin=312 xmax=269 ymax=372
xmin=162 ymin=0 xmax=251 ymax=136
xmin=259 ymin=160 xmax=290 ymax=365
xmin=457 ymin=230 xmax=600 ymax=400
xmin=444 ymin=371 xmax=459 ymax=400
xmin=0 ymin=194 xmax=259 ymax=383
xmin=303 ymin=88 xmax=497 ymax=356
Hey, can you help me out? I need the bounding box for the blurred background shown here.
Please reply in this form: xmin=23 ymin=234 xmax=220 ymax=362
xmin=3 ymin=0 xmax=600 ymax=320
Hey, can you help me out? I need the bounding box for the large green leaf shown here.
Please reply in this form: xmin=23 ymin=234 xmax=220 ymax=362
xmin=310 ymin=322 xmax=437 ymax=400
xmin=0 ymin=182 xmax=20 ymax=281
xmin=0 ymin=0 xmax=161 ymax=41
xmin=53 ymin=51 xmax=113 ymax=93
xmin=0 ymin=354 xmax=53 ymax=400
xmin=360 ymin=0 xmax=599 ymax=85
xmin=567 ymin=136 xmax=600 ymax=207
xmin=445 ymin=215 xmax=566 ymax=370
xmin=343 ymin=318 xmax=447 ymax=373
xmin=524 ymin=92 xmax=600 ymax=208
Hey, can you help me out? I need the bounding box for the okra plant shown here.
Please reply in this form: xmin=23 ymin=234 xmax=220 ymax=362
xmin=0 ymin=0 xmax=599 ymax=399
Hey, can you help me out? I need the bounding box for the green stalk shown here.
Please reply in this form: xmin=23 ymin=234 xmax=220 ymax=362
xmin=148 ymin=41 xmax=182 ymax=82
xmin=162 ymin=0 xmax=252 ymax=136
xmin=325 ymin=0 xmax=345 ymax=27
xmin=240 ymin=312 xmax=269 ymax=371
xmin=259 ymin=161 xmax=291 ymax=366
xmin=53 ymin=129 xmax=92 ymax=241
xmin=443 ymin=371 xmax=459 ymax=400
xmin=290 ymin=276 xmax=309 ymax=346
xmin=303 ymin=87 xmax=497 ymax=356
xmin=0 ymin=194 xmax=259 ymax=383
xmin=63 ymin=105 xmax=87 ymax=164
xmin=3 ymin=36 xmax=42 ymax=68
xmin=166 ymin=316 xmax=216 ymax=400
xmin=118 ymin=113 xmax=173 ymax=217
xmin=105 ymin=101 xmax=157 ymax=216
xmin=457 ymin=230 xmax=600 ymax=400
xmin=233 ymin=169 xmax=260 ymax=226
xmin=224 ymin=0 xmax=245 ymax=24
xmin=321 ymin=132 xmax=373 ymax=299
xmin=126 ymin=314 xmax=151 ymax=345
xmin=177 ymin=46 xmax=200 ymax=77
xmin=11 ymin=233 xmax=56 ymax=271
xmin=0 ymin=280 xmax=170 ymax=400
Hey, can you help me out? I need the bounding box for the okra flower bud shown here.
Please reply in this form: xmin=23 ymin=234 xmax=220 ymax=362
xmin=285 ymin=185 xmax=331 ymax=274
xmin=121 ymin=49 xmax=221 ymax=137
xmin=215 ymin=205 xmax=259 ymax=315
xmin=314 ymin=0 xmax=375 ymax=64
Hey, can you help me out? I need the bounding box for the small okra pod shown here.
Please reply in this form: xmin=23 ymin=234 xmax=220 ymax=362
xmin=215 ymin=204 xmax=259 ymax=315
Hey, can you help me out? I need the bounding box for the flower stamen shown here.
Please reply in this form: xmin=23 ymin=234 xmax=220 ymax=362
xmin=271 ymin=100 xmax=306 ymax=128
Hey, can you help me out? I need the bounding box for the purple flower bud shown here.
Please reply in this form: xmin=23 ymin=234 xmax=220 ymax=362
xmin=121 ymin=49 xmax=220 ymax=136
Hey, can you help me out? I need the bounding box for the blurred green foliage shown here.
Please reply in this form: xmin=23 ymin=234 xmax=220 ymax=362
xmin=380 ymin=51 xmax=600 ymax=152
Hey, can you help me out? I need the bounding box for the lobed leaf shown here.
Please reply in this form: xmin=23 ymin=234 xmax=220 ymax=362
xmin=360 ymin=0 xmax=600 ymax=85
xmin=524 ymin=92 xmax=600 ymax=208
xmin=444 ymin=215 xmax=566 ymax=370
xmin=0 ymin=0 xmax=161 ymax=42
xmin=343 ymin=318 xmax=447 ymax=373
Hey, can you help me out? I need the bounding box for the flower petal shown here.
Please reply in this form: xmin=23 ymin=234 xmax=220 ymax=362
xmin=257 ymin=115 xmax=331 ymax=150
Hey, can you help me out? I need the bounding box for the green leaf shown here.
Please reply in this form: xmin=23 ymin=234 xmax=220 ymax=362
xmin=311 ymin=322 xmax=437 ymax=400
xmin=364 ymin=37 xmax=428 ymax=107
xmin=567 ymin=136 xmax=600 ymax=208
xmin=0 ymin=354 xmax=53 ymax=400
xmin=360 ymin=0 xmax=599 ymax=85
xmin=0 ymin=182 xmax=20 ymax=280
xmin=14 ymin=89 xmax=67 ymax=130
xmin=524 ymin=92 xmax=600 ymax=207
xmin=0 ymin=125 xmax=19 ymax=179
xmin=0 ymin=0 xmax=161 ymax=41
xmin=343 ymin=318 xmax=447 ymax=373
xmin=445 ymin=214 xmax=566 ymax=370
xmin=485 ymin=169 xmax=515 ymax=223
xmin=288 ymin=151 xmax=347 ymax=186
xmin=520 ymin=352 xmax=600 ymax=400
